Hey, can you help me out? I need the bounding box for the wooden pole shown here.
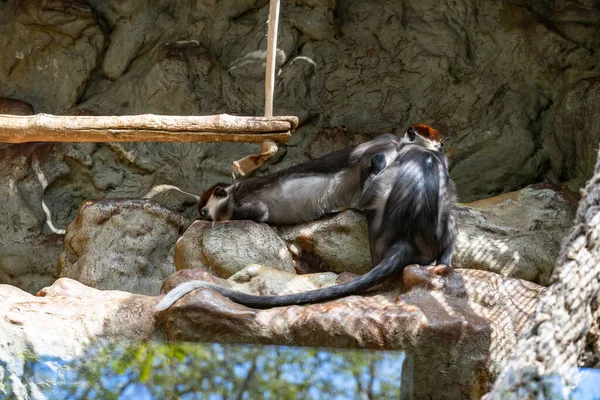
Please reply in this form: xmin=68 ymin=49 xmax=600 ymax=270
xmin=0 ymin=113 xmax=298 ymax=143
xmin=264 ymin=0 xmax=281 ymax=117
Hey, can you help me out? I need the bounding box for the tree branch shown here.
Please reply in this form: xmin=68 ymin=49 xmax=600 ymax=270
xmin=0 ymin=113 xmax=298 ymax=143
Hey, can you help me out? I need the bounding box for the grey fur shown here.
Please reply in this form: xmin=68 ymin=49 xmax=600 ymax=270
xmin=156 ymin=139 xmax=456 ymax=311
xmin=199 ymin=133 xmax=404 ymax=225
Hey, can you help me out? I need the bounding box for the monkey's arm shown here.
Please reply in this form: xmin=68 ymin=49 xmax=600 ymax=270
xmin=438 ymin=245 xmax=453 ymax=266
xmin=437 ymin=216 xmax=457 ymax=266
xmin=232 ymin=200 xmax=270 ymax=222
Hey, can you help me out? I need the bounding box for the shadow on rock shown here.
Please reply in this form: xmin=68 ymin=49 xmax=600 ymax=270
xmin=156 ymin=265 xmax=544 ymax=399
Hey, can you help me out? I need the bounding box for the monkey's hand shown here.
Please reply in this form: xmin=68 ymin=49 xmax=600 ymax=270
xmin=369 ymin=153 xmax=387 ymax=176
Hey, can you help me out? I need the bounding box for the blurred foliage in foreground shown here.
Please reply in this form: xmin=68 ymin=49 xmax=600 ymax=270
xmin=1 ymin=341 xmax=404 ymax=400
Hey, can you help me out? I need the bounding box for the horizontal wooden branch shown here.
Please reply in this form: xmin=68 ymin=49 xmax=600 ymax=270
xmin=0 ymin=113 xmax=299 ymax=143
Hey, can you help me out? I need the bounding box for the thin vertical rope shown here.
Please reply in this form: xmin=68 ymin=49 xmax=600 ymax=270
xmin=264 ymin=0 xmax=280 ymax=117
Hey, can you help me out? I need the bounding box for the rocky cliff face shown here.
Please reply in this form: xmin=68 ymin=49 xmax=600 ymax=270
xmin=0 ymin=0 xmax=598 ymax=292
xmin=2 ymin=0 xmax=599 ymax=194
xmin=0 ymin=3 xmax=598 ymax=397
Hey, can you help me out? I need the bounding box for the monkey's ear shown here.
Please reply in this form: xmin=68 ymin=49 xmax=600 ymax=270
xmin=214 ymin=186 xmax=227 ymax=197
xmin=407 ymin=127 xmax=417 ymax=141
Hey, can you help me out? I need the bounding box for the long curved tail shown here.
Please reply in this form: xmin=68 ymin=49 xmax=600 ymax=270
xmin=155 ymin=245 xmax=409 ymax=311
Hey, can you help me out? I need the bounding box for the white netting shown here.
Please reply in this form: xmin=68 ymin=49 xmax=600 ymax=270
xmin=487 ymin=150 xmax=600 ymax=398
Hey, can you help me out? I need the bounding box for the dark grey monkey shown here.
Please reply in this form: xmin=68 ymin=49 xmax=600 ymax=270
xmin=196 ymin=130 xmax=438 ymax=225
xmin=156 ymin=126 xmax=455 ymax=310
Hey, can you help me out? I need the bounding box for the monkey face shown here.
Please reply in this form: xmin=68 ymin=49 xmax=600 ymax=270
xmin=405 ymin=124 xmax=443 ymax=152
xmin=198 ymin=183 xmax=233 ymax=221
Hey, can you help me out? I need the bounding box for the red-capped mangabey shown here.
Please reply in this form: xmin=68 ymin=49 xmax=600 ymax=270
xmin=196 ymin=126 xmax=443 ymax=225
xmin=155 ymin=125 xmax=455 ymax=310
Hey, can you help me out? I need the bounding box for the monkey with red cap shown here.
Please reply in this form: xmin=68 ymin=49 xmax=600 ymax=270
xmin=156 ymin=124 xmax=455 ymax=310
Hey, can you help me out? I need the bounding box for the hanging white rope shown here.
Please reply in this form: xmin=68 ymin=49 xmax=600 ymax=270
xmin=234 ymin=0 xmax=282 ymax=177
xmin=264 ymin=0 xmax=281 ymax=118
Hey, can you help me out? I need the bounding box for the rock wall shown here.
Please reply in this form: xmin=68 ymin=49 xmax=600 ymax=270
xmin=0 ymin=0 xmax=598 ymax=291
xmin=56 ymin=188 xmax=574 ymax=296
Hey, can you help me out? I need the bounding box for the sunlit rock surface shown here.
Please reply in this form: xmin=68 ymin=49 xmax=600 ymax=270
xmin=0 ymin=263 xmax=545 ymax=400
xmin=174 ymin=220 xmax=296 ymax=278
xmin=277 ymin=210 xmax=372 ymax=274
xmin=58 ymin=199 xmax=190 ymax=295
xmin=0 ymin=278 xmax=160 ymax=355
xmin=229 ymin=264 xmax=339 ymax=295
xmin=455 ymin=184 xmax=578 ymax=285
xmin=0 ymin=278 xmax=160 ymax=397
xmin=157 ymin=265 xmax=544 ymax=398
xmin=458 ymin=269 xmax=545 ymax=375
